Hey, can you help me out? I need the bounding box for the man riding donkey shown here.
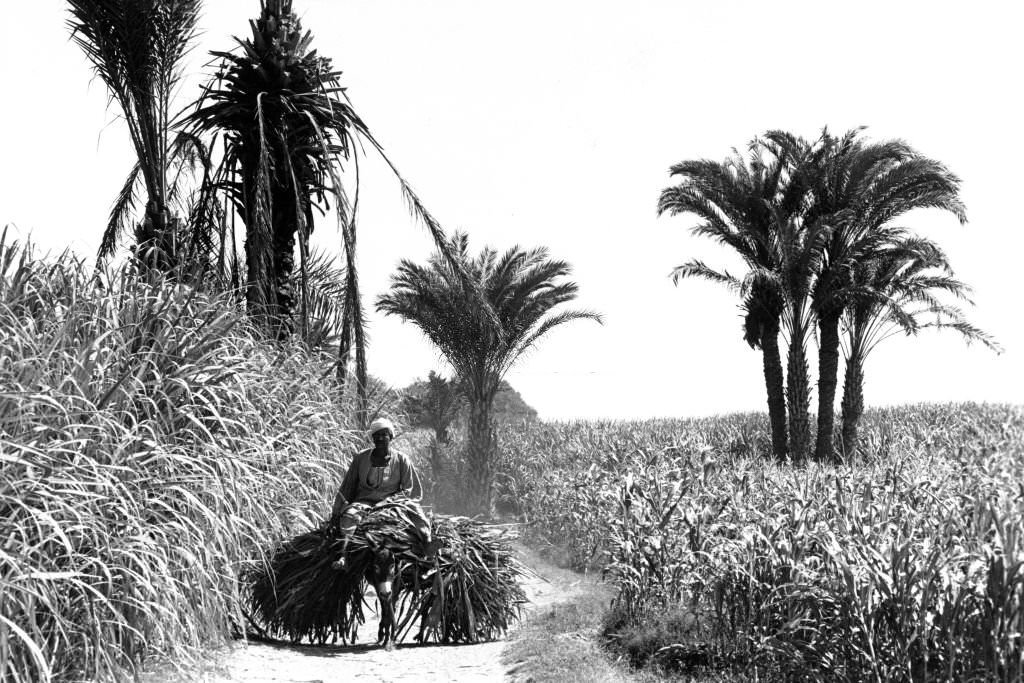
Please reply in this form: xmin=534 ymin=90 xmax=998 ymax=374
xmin=325 ymin=418 xmax=438 ymax=646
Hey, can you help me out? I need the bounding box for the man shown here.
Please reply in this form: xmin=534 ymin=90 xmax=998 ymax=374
xmin=328 ymin=417 xmax=434 ymax=570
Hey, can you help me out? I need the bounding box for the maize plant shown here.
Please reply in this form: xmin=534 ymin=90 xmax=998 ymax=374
xmin=493 ymin=403 xmax=1024 ymax=680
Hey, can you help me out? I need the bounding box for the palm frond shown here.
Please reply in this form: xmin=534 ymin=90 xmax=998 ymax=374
xmin=100 ymin=161 xmax=143 ymax=262
xmin=670 ymin=260 xmax=741 ymax=291
xmin=68 ymin=0 xmax=202 ymax=267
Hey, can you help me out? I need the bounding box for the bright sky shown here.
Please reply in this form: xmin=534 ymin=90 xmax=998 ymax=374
xmin=2 ymin=1 xmax=1022 ymax=420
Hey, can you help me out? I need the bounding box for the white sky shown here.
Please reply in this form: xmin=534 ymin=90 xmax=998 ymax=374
xmin=2 ymin=1 xmax=1022 ymax=420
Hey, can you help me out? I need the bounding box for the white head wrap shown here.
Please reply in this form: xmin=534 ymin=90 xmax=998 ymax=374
xmin=368 ymin=417 xmax=396 ymax=438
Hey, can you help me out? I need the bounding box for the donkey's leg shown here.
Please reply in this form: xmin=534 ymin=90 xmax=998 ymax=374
xmin=368 ymin=549 xmax=399 ymax=650
xmin=375 ymin=578 xmax=396 ymax=650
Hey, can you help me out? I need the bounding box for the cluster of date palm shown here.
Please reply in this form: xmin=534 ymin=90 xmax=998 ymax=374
xmin=659 ymin=130 xmax=999 ymax=462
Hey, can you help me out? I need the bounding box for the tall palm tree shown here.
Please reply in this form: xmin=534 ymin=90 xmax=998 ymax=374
xmin=378 ymin=232 xmax=602 ymax=514
xmin=67 ymin=0 xmax=209 ymax=272
xmin=839 ymin=238 xmax=999 ymax=456
xmin=808 ymin=130 xmax=966 ymax=461
xmin=187 ymin=0 xmax=483 ymax=425
xmin=187 ymin=0 xmax=363 ymax=339
xmin=659 ymin=132 xmax=817 ymax=460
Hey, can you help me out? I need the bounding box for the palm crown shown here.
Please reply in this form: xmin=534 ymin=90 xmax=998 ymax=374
xmin=378 ymin=232 xmax=602 ymax=397
xmin=187 ymin=0 xmax=366 ymax=337
xmin=67 ymin=0 xmax=206 ymax=270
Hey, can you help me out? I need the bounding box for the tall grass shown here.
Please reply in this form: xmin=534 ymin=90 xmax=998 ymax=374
xmin=0 ymin=233 xmax=360 ymax=682
xmin=499 ymin=406 xmax=1024 ymax=680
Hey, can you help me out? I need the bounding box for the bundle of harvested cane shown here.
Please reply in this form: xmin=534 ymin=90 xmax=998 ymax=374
xmin=244 ymin=500 xmax=528 ymax=645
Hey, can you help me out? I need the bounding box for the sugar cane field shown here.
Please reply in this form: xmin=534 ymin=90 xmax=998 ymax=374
xmin=2 ymin=1 xmax=1024 ymax=681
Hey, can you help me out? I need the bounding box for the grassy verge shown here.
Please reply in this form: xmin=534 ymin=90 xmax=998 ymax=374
xmin=504 ymin=587 xmax=652 ymax=683
xmin=502 ymin=566 xmax=749 ymax=683
xmin=502 ymin=543 xmax=667 ymax=683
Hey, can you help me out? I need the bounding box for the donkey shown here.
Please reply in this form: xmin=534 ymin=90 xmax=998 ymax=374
xmin=364 ymin=546 xmax=400 ymax=650
xmin=360 ymin=539 xmax=439 ymax=649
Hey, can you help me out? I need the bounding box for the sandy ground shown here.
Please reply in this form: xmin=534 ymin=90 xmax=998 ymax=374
xmin=148 ymin=545 xmax=594 ymax=683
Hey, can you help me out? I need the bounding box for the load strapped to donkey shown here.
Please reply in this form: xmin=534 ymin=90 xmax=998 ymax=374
xmin=243 ymin=498 xmax=528 ymax=649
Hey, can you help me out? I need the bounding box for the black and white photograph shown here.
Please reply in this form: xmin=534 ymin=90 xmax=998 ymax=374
xmin=1 ymin=1 xmax=1022 ymax=681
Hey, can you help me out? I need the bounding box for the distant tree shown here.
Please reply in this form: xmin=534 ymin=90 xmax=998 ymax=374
xmin=490 ymin=381 xmax=539 ymax=423
xmin=378 ymin=232 xmax=602 ymax=514
xmin=658 ymin=132 xmax=815 ymax=460
xmin=67 ymin=0 xmax=211 ymax=272
xmin=807 ymin=130 xmax=966 ymax=461
xmin=839 ymin=238 xmax=999 ymax=456
xmin=402 ymin=372 xmax=463 ymax=481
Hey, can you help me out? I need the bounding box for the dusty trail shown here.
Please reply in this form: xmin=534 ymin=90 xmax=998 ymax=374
xmin=165 ymin=545 xmax=592 ymax=682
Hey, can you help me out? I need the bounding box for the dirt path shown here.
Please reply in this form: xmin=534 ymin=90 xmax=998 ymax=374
xmin=163 ymin=545 xmax=594 ymax=682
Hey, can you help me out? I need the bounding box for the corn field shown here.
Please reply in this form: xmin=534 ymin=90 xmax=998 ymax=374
xmin=2 ymin=228 xmax=1021 ymax=682
xmin=495 ymin=406 xmax=1024 ymax=681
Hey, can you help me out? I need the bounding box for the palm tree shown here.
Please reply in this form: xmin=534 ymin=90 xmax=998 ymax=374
xmin=378 ymin=232 xmax=602 ymax=514
xmin=187 ymin=0 xmax=363 ymax=339
xmin=402 ymin=372 xmax=463 ymax=485
xmin=67 ymin=0 xmax=210 ymax=272
xmin=187 ymin=0 xmax=483 ymax=425
xmin=659 ymin=133 xmax=817 ymax=460
xmin=807 ymin=130 xmax=966 ymax=461
xmin=839 ymin=238 xmax=999 ymax=456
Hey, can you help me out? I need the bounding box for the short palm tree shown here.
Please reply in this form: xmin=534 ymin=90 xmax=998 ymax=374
xmin=839 ymin=238 xmax=999 ymax=456
xmin=808 ymin=130 xmax=966 ymax=461
xmin=378 ymin=232 xmax=602 ymax=514
xmin=659 ymin=132 xmax=819 ymax=460
xmin=402 ymin=372 xmax=464 ymax=484
xmin=67 ymin=0 xmax=210 ymax=271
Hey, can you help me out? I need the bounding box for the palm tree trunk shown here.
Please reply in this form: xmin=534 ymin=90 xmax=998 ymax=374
xmin=337 ymin=218 xmax=359 ymax=408
xmin=429 ymin=434 xmax=444 ymax=480
xmin=466 ymin=395 xmax=495 ymax=517
xmin=270 ymin=188 xmax=297 ymax=340
xmin=336 ymin=287 xmax=353 ymax=390
xmin=814 ymin=311 xmax=842 ymax=462
xmin=353 ymin=302 xmax=368 ymax=428
xmin=786 ymin=314 xmax=812 ymax=463
xmin=760 ymin=318 xmax=788 ymax=459
xmin=241 ymin=173 xmax=275 ymax=332
xmin=137 ymin=203 xmax=176 ymax=275
xmin=427 ymin=433 xmax=445 ymax=500
xmin=243 ymin=220 xmax=264 ymax=330
xmin=840 ymin=354 xmax=865 ymax=460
